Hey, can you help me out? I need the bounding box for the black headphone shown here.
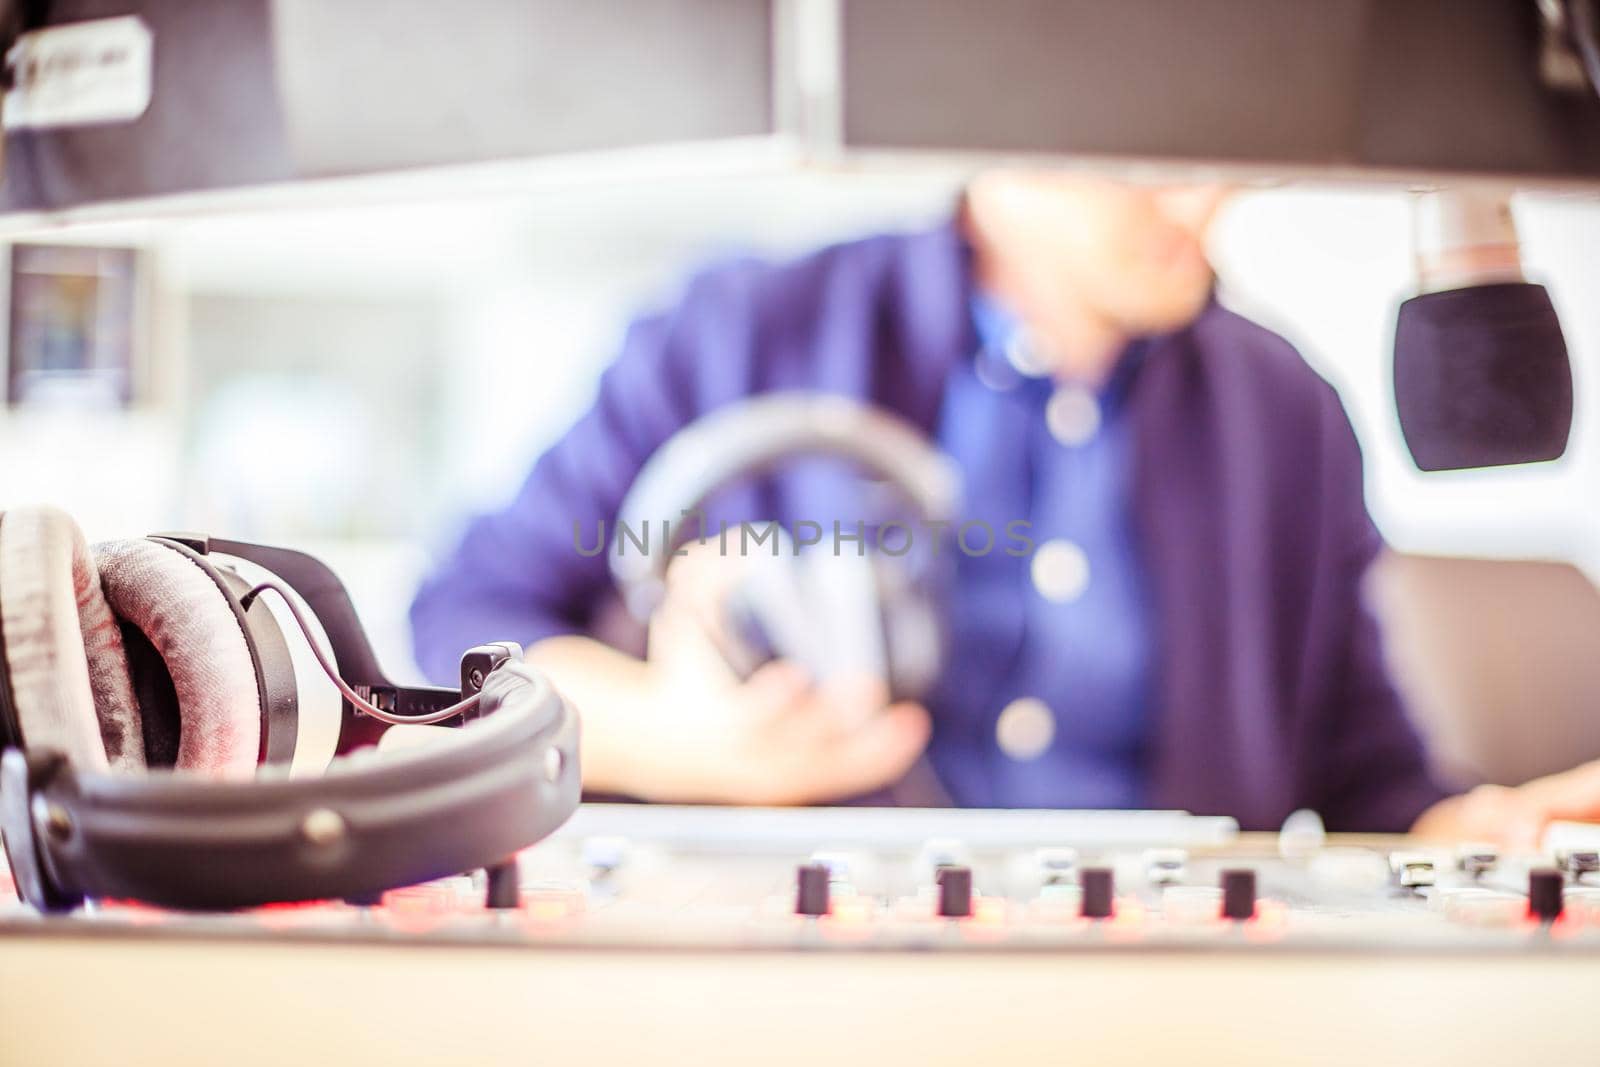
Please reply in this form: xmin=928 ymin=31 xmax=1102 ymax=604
xmin=610 ymin=392 xmax=961 ymax=708
xmin=0 ymin=507 xmax=580 ymax=912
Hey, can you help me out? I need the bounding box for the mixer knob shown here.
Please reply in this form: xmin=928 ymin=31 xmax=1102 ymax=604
xmin=580 ymin=835 xmax=630 ymax=874
xmin=1220 ymin=869 xmax=1257 ymax=920
xmin=485 ymin=859 xmax=521 ymax=910
xmin=1555 ymin=848 xmax=1600 ymax=877
xmin=936 ymin=866 xmax=974 ymax=918
xmin=1277 ymin=808 xmax=1327 ymax=859
xmin=916 ymin=838 xmax=972 ymax=886
xmin=1080 ymin=867 xmax=1115 ymax=919
xmin=1455 ymin=843 xmax=1498 ymax=877
xmin=1388 ymin=851 xmax=1436 ymax=888
xmin=1142 ymin=848 xmax=1188 ymax=886
xmin=808 ymin=851 xmax=854 ymax=879
xmin=796 ymin=863 xmax=831 ymax=917
xmin=1527 ymin=868 xmax=1565 ymax=922
xmin=1033 ymin=847 xmax=1079 ymax=886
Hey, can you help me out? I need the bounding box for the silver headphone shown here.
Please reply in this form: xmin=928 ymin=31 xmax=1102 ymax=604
xmin=610 ymin=392 xmax=962 ymax=704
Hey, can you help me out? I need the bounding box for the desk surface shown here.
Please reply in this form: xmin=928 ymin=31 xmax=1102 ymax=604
xmin=3 ymin=935 xmax=1596 ymax=1066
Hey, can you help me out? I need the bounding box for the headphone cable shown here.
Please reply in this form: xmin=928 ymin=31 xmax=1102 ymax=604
xmin=240 ymin=580 xmax=481 ymax=726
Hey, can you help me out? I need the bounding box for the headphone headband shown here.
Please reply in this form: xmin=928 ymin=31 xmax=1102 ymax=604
xmin=610 ymin=393 xmax=961 ymax=617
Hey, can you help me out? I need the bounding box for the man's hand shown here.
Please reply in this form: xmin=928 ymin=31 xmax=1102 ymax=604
xmin=1413 ymin=759 xmax=1600 ymax=848
xmin=618 ymin=544 xmax=930 ymax=804
xmin=616 ymin=657 xmax=932 ymax=806
xmin=528 ymin=542 xmax=932 ymax=805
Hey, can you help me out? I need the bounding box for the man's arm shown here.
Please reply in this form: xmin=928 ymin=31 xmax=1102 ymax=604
xmin=1299 ymin=389 xmax=1450 ymax=832
xmin=1308 ymin=546 xmax=1451 ymax=832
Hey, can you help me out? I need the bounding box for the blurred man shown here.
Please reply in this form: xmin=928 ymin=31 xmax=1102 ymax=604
xmin=411 ymin=170 xmax=1600 ymax=842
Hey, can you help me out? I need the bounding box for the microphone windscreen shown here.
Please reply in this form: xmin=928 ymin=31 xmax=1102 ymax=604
xmin=1393 ymin=282 xmax=1573 ymax=472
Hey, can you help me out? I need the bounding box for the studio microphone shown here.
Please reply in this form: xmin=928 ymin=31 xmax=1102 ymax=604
xmin=1392 ymin=190 xmax=1573 ymax=472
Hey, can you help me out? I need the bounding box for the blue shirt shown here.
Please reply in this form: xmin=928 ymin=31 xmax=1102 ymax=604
xmin=923 ymin=295 xmax=1154 ymax=808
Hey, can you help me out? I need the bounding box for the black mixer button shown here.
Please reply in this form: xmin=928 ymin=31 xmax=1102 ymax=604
xmin=796 ymin=863 xmax=831 ymax=917
xmin=1527 ymin=868 xmax=1565 ymax=923
xmin=1556 ymin=848 xmax=1600 ymax=877
xmin=937 ymin=865 xmax=974 ymax=918
xmin=1220 ymin=868 xmax=1257 ymax=921
xmin=1080 ymin=867 xmax=1115 ymax=919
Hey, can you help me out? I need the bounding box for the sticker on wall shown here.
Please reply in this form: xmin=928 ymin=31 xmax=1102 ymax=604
xmin=3 ymin=15 xmax=154 ymax=130
xmin=7 ymin=244 xmax=142 ymax=409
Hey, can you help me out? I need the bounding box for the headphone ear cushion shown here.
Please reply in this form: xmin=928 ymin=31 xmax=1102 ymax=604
xmin=94 ymin=539 xmax=262 ymax=777
xmin=0 ymin=507 xmax=142 ymax=771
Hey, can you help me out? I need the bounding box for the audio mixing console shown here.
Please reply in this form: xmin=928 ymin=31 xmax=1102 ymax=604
xmin=6 ymin=805 xmax=1600 ymax=1066
xmin=4 ymin=805 xmax=1600 ymax=952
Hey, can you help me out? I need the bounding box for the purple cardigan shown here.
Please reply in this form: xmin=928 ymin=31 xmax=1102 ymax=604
xmin=410 ymin=221 xmax=1448 ymax=831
